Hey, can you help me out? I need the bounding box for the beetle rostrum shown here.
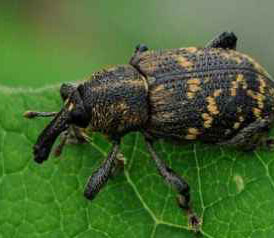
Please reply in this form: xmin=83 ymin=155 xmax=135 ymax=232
xmin=24 ymin=31 xmax=274 ymax=231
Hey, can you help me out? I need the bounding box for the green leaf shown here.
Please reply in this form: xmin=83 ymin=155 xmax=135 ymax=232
xmin=1 ymin=86 xmax=274 ymax=238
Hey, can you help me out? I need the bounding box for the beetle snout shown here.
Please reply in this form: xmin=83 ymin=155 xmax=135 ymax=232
xmin=33 ymin=144 xmax=50 ymax=164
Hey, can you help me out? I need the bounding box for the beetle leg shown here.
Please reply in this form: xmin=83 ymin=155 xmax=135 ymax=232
xmin=67 ymin=126 xmax=89 ymax=144
xmin=218 ymin=118 xmax=271 ymax=150
xmin=135 ymin=43 xmax=149 ymax=53
xmin=130 ymin=43 xmax=149 ymax=68
xmin=145 ymin=138 xmax=201 ymax=230
xmin=109 ymin=152 xmax=125 ymax=179
xmin=24 ymin=111 xmax=57 ymax=119
xmin=53 ymin=126 xmax=89 ymax=157
xmin=84 ymin=140 xmax=120 ymax=200
xmin=205 ymin=31 xmax=237 ymax=50
xmin=53 ymin=130 xmax=69 ymax=157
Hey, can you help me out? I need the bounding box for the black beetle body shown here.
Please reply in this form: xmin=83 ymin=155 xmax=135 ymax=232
xmin=24 ymin=32 xmax=274 ymax=230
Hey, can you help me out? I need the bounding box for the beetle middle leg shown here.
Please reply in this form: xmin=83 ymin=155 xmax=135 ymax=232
xmin=53 ymin=126 xmax=89 ymax=157
xmin=84 ymin=140 xmax=120 ymax=200
xmin=144 ymin=137 xmax=201 ymax=231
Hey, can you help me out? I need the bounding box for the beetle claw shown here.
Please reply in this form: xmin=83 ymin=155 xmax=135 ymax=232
xmin=135 ymin=43 xmax=149 ymax=53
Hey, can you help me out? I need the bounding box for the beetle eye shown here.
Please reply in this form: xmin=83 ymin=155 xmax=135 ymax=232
xmin=70 ymin=109 xmax=89 ymax=128
xmin=60 ymin=83 xmax=75 ymax=101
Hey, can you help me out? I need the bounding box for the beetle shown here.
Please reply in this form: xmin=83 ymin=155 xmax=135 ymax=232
xmin=24 ymin=31 xmax=274 ymax=230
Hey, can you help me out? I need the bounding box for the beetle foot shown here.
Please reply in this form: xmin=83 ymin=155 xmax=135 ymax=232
xmin=177 ymin=195 xmax=201 ymax=232
xmin=135 ymin=43 xmax=149 ymax=53
xmin=187 ymin=210 xmax=202 ymax=233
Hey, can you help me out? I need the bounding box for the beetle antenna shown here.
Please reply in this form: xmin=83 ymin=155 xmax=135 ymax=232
xmin=24 ymin=111 xmax=57 ymax=119
xmin=33 ymin=108 xmax=70 ymax=163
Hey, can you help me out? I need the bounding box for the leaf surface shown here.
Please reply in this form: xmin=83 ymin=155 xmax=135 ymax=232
xmin=0 ymin=87 xmax=274 ymax=238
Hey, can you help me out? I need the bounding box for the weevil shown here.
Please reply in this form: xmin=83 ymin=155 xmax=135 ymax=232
xmin=24 ymin=32 xmax=274 ymax=231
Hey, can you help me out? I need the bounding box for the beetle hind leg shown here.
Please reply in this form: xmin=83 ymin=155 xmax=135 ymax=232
xmin=218 ymin=118 xmax=272 ymax=150
xmin=206 ymin=31 xmax=237 ymax=50
xmin=129 ymin=43 xmax=149 ymax=68
xmin=145 ymin=138 xmax=201 ymax=231
xmin=134 ymin=43 xmax=149 ymax=53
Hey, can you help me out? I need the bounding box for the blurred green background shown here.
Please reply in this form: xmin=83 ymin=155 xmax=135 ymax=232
xmin=1 ymin=1 xmax=274 ymax=238
xmin=1 ymin=0 xmax=274 ymax=88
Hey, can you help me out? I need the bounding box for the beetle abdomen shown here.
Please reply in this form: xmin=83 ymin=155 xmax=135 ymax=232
xmin=133 ymin=47 xmax=274 ymax=142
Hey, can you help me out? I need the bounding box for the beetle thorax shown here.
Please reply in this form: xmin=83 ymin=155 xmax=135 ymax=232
xmin=81 ymin=65 xmax=149 ymax=136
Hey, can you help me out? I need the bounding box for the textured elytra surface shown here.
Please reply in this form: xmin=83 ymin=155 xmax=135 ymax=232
xmin=132 ymin=47 xmax=274 ymax=144
xmin=1 ymin=86 xmax=274 ymax=238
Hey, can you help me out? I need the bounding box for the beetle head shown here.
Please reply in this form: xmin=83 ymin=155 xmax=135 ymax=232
xmin=33 ymin=108 xmax=70 ymax=163
xmin=32 ymin=88 xmax=90 ymax=163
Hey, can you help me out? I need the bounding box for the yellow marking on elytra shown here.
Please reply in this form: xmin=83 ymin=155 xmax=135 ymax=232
xmin=247 ymin=90 xmax=256 ymax=98
xmin=230 ymin=74 xmax=248 ymax=96
xmin=203 ymin=91 xmax=222 ymax=126
xmin=142 ymin=61 xmax=157 ymax=74
xmin=187 ymin=79 xmax=201 ymax=85
xmin=252 ymin=108 xmax=262 ymax=118
xmin=213 ymin=89 xmax=222 ymax=97
xmin=188 ymin=84 xmax=201 ymax=92
xmin=233 ymin=56 xmax=243 ymax=64
xmin=187 ymin=92 xmax=195 ymax=99
xmin=188 ymin=128 xmax=200 ymax=135
xmin=247 ymin=90 xmax=265 ymax=109
xmin=204 ymin=120 xmax=213 ymax=128
xmin=233 ymin=114 xmax=245 ymax=130
xmin=230 ymin=81 xmax=237 ymax=97
xmin=202 ymin=113 xmax=214 ymax=128
xmin=203 ymin=77 xmax=210 ymax=84
xmin=177 ymin=56 xmax=193 ymax=68
xmin=186 ymin=78 xmax=201 ymax=99
xmin=239 ymin=116 xmax=245 ymax=122
xmin=185 ymin=134 xmax=197 ymax=140
xmin=241 ymin=53 xmax=271 ymax=78
xmin=153 ymin=84 xmax=165 ymax=93
xmin=186 ymin=47 xmax=198 ymax=54
xmin=206 ymin=96 xmax=219 ymax=115
xmin=185 ymin=127 xmax=201 ymax=139
xmin=258 ymin=77 xmax=266 ymax=95
xmin=220 ymin=52 xmax=230 ymax=60
xmin=236 ymin=74 xmax=245 ymax=82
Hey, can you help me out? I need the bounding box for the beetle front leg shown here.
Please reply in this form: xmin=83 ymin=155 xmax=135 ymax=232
xmin=145 ymin=138 xmax=201 ymax=231
xmin=206 ymin=31 xmax=237 ymax=50
xmin=84 ymin=140 xmax=120 ymax=200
